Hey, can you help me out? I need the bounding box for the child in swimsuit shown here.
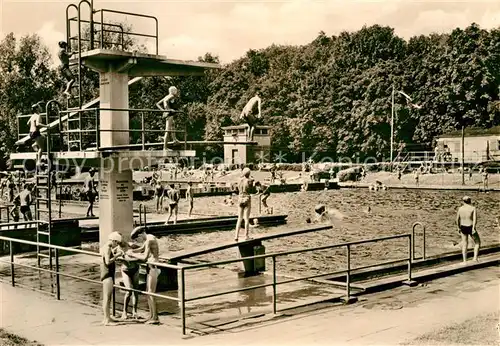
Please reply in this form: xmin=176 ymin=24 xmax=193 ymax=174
xmin=100 ymin=232 xmax=124 ymax=326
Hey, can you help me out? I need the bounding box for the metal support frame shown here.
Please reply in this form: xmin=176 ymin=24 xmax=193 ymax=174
xmin=412 ymin=222 xmax=426 ymax=260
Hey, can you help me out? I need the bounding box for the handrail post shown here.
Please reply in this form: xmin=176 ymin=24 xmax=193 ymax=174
xmin=10 ymin=240 xmax=15 ymax=287
xmin=180 ymin=267 xmax=186 ymax=335
xmin=144 ymin=206 xmax=147 ymax=226
xmin=422 ymin=225 xmax=426 ymax=260
xmin=95 ymin=109 xmax=100 ymax=149
xmin=407 ymin=235 xmax=412 ymax=282
xmin=138 ymin=204 xmax=142 ymax=226
xmin=411 ymin=226 xmax=415 ymax=261
xmin=272 ymin=255 xmax=277 ymax=314
xmin=141 ymin=112 xmax=145 ymax=151
xmin=346 ymin=244 xmax=350 ymax=301
xmin=55 ymin=248 xmax=61 ymax=300
xmin=100 ymin=10 xmax=104 ymax=49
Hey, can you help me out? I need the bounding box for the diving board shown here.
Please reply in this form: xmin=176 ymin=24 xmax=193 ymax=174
xmin=15 ymin=76 xmax=143 ymax=146
xmin=163 ymin=224 xmax=333 ymax=262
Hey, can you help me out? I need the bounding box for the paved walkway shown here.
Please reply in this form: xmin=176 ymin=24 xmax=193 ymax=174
xmin=0 ymin=266 xmax=498 ymax=345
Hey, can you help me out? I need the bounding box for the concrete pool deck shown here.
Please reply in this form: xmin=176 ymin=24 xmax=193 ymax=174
xmin=1 ymin=262 xmax=498 ymax=345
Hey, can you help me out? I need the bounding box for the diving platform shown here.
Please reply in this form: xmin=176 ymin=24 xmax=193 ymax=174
xmin=10 ymin=149 xmax=196 ymax=169
xmin=79 ymin=49 xmax=219 ymax=77
xmin=81 ymin=214 xmax=288 ymax=241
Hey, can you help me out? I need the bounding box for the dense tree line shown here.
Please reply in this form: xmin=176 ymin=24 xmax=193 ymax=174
xmin=0 ymin=23 xmax=498 ymax=166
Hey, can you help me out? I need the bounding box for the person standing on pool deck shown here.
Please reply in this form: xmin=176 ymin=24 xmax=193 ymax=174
xmin=186 ymin=182 xmax=194 ymax=217
xmin=234 ymin=167 xmax=253 ymax=241
xmin=100 ymin=231 xmax=124 ymax=326
xmin=84 ymin=168 xmax=97 ymax=217
xmin=156 ymin=86 xmax=180 ymax=151
xmin=165 ymin=184 xmax=179 ymax=225
xmin=128 ymin=228 xmax=161 ymax=325
xmin=481 ymin=168 xmax=489 ymax=191
xmin=27 ymin=102 xmax=47 ymax=166
xmin=154 ymin=180 xmax=164 ymax=213
xmin=456 ymin=196 xmax=480 ymax=262
xmin=240 ymin=93 xmax=262 ymax=142
xmin=116 ymin=238 xmax=142 ymax=321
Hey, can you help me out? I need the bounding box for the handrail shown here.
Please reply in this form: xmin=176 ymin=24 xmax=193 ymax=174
xmin=0 ymin=231 xmax=414 ymax=336
xmin=182 ymin=233 xmax=410 ymax=270
xmin=412 ymin=222 xmax=426 ymax=260
xmin=95 ymin=8 xmax=159 ymax=54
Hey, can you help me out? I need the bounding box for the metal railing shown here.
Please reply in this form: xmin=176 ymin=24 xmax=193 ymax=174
xmin=178 ymin=233 xmax=413 ymax=335
xmin=49 ymin=107 xmax=186 ymax=152
xmin=0 ymin=234 xmax=181 ymax=323
xmin=412 ymin=222 xmax=426 ymax=260
xmin=0 ymin=232 xmax=414 ymax=335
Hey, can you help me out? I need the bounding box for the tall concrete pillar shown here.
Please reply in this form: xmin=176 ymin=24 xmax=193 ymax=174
xmin=98 ymin=70 xmax=133 ymax=247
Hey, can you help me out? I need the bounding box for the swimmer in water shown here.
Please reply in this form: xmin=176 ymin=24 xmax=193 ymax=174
xmin=456 ymin=196 xmax=480 ymax=263
xmin=311 ymin=204 xmax=346 ymax=225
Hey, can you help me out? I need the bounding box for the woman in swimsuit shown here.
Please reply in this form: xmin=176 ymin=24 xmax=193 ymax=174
xmin=100 ymin=232 xmax=124 ymax=326
xmin=234 ymin=167 xmax=253 ymax=241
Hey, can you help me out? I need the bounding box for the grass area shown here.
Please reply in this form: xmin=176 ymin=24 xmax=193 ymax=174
xmin=0 ymin=329 xmax=42 ymax=346
xmin=407 ymin=311 xmax=500 ymax=345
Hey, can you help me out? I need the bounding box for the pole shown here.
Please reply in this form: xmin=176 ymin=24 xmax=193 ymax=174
xmin=390 ymin=85 xmax=395 ymax=164
xmin=461 ymin=125 xmax=465 ymax=185
xmin=272 ymin=255 xmax=277 ymax=314
xmin=180 ymin=267 xmax=186 ymax=335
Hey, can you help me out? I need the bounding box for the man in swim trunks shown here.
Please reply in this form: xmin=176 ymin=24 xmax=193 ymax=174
xmin=240 ymin=93 xmax=262 ymax=141
xmin=57 ymin=41 xmax=75 ymax=98
xmin=100 ymin=231 xmax=124 ymax=326
xmin=116 ymin=239 xmax=142 ymax=320
xmin=128 ymin=228 xmax=161 ymax=324
xmin=156 ymin=86 xmax=180 ymax=150
xmin=186 ymin=182 xmax=194 ymax=217
xmin=165 ymin=184 xmax=179 ymax=225
xmin=234 ymin=167 xmax=253 ymax=241
xmin=456 ymin=196 xmax=480 ymax=262
xmin=154 ymin=180 xmax=164 ymax=213
xmin=254 ymin=181 xmax=271 ymax=214
xmin=19 ymin=184 xmax=33 ymax=221
xmin=27 ymin=102 xmax=46 ymax=166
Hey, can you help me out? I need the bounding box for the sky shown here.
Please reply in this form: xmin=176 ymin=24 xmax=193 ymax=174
xmin=1 ymin=0 xmax=499 ymax=65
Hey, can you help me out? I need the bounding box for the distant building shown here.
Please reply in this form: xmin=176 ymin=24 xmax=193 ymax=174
xmin=436 ymin=126 xmax=500 ymax=163
xmin=222 ymin=125 xmax=271 ymax=165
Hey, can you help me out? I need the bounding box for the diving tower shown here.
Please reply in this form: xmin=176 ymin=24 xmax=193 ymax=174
xmin=12 ymin=1 xmax=221 ymax=247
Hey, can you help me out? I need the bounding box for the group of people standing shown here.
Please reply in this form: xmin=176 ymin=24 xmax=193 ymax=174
xmin=154 ymin=180 xmax=194 ymax=222
xmin=100 ymin=228 xmax=160 ymax=325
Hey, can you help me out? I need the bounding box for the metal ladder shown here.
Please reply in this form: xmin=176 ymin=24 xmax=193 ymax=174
xmin=35 ymin=101 xmax=60 ymax=270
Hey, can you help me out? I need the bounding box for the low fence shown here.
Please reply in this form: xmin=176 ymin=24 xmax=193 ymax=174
xmin=0 ymin=232 xmax=414 ymax=335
